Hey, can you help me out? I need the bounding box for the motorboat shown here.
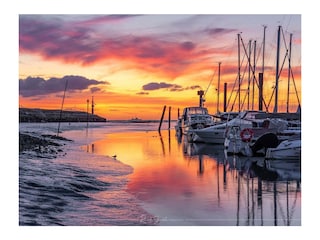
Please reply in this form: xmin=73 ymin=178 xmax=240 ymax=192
xmin=265 ymin=134 xmax=301 ymax=160
xmin=175 ymin=106 xmax=215 ymax=139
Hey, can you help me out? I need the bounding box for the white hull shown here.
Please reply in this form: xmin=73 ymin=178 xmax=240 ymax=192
xmin=192 ymin=128 xmax=226 ymax=144
xmin=265 ymin=139 xmax=301 ymax=160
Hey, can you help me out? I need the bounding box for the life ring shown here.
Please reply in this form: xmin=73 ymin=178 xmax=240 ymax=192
xmin=240 ymin=128 xmax=254 ymax=142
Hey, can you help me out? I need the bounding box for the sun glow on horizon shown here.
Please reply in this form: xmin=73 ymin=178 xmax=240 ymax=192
xmin=19 ymin=14 xmax=301 ymax=120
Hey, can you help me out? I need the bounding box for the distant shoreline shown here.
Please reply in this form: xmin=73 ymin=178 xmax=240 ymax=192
xmin=19 ymin=108 xmax=107 ymax=123
xmin=19 ymin=108 xmax=175 ymax=123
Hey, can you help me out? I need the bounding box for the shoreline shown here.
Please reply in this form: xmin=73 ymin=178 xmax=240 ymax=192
xmin=19 ymin=125 xmax=159 ymax=226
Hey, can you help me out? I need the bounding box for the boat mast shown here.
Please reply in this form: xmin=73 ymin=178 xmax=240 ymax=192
xmin=238 ymin=33 xmax=241 ymax=112
xmin=273 ymin=26 xmax=281 ymax=113
xmin=217 ymin=62 xmax=221 ymax=113
xmin=262 ymin=25 xmax=266 ymax=75
xmin=251 ymin=40 xmax=257 ymax=110
xmin=259 ymin=26 xmax=267 ymax=112
xmin=286 ymin=33 xmax=293 ymax=113
xmin=247 ymin=40 xmax=252 ymax=110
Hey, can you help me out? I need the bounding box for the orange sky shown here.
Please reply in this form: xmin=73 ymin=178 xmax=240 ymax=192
xmin=19 ymin=14 xmax=301 ymax=120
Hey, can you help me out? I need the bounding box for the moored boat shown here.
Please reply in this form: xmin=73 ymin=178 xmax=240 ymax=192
xmin=265 ymin=134 xmax=301 ymax=160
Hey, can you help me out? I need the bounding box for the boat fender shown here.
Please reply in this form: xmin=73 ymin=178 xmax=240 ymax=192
xmin=240 ymin=128 xmax=254 ymax=142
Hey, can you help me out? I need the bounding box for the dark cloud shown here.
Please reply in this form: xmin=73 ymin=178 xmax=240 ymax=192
xmin=204 ymin=27 xmax=236 ymax=36
xmin=142 ymin=82 xmax=201 ymax=92
xmin=19 ymin=75 xmax=106 ymax=97
xmin=136 ymin=91 xmax=149 ymax=95
xmin=142 ymin=82 xmax=181 ymax=91
xmin=90 ymin=87 xmax=103 ymax=93
xmin=180 ymin=41 xmax=196 ymax=51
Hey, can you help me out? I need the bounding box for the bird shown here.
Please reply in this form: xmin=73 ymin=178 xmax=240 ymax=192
xmin=112 ymin=154 xmax=117 ymax=159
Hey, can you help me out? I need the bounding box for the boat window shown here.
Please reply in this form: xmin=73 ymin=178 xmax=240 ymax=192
xmin=188 ymin=108 xmax=208 ymax=115
xmin=243 ymin=111 xmax=258 ymax=120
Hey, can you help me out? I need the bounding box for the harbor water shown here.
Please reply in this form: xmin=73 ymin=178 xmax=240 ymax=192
xmin=19 ymin=122 xmax=301 ymax=226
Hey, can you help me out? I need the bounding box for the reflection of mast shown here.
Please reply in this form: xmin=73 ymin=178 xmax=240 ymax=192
xmin=257 ymin=177 xmax=263 ymax=226
xmin=236 ymin=169 xmax=240 ymax=226
xmin=273 ymin=181 xmax=278 ymax=226
xmin=217 ymin=161 xmax=220 ymax=206
xmin=251 ymin=178 xmax=255 ymax=226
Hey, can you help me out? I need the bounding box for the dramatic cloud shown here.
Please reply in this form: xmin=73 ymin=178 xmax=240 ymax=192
xmin=19 ymin=75 xmax=106 ymax=97
xmin=142 ymin=82 xmax=201 ymax=92
xmin=19 ymin=15 xmax=235 ymax=78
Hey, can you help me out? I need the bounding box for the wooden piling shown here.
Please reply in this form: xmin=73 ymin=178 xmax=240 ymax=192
xmin=158 ymin=105 xmax=166 ymax=132
xmin=168 ymin=106 xmax=171 ymax=129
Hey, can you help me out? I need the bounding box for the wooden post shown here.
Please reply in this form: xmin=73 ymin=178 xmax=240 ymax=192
xmin=168 ymin=106 xmax=171 ymax=129
xmin=158 ymin=105 xmax=166 ymax=132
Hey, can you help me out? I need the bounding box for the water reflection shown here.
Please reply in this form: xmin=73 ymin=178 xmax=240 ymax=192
xmin=89 ymin=128 xmax=300 ymax=226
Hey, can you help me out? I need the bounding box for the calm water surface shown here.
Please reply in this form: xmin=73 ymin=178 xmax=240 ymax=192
xmin=19 ymin=122 xmax=301 ymax=226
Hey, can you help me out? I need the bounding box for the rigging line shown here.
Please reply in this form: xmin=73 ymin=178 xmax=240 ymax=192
xmin=278 ymin=50 xmax=289 ymax=78
xmin=240 ymin=35 xmax=268 ymax=109
xmin=281 ymin=27 xmax=289 ymax=53
xmin=267 ymin=84 xmax=276 ymax=111
xmin=266 ymin=48 xmax=289 ymax=111
xmin=204 ymin=67 xmax=216 ymax=96
xmin=57 ymin=78 xmax=68 ymax=136
xmin=227 ymin=46 xmax=247 ymax=111
xmin=290 ymin=68 xmax=301 ymax=107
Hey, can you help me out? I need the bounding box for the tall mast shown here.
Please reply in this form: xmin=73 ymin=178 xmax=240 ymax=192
xmin=217 ymin=62 xmax=221 ymax=113
xmin=273 ymin=26 xmax=281 ymax=113
xmin=247 ymin=40 xmax=252 ymax=110
xmin=238 ymin=33 xmax=241 ymax=112
xmin=286 ymin=33 xmax=293 ymax=113
xmin=262 ymin=25 xmax=267 ymax=75
xmin=252 ymin=40 xmax=257 ymax=110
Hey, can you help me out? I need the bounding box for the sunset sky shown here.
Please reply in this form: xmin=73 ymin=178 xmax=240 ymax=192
xmin=19 ymin=14 xmax=301 ymax=120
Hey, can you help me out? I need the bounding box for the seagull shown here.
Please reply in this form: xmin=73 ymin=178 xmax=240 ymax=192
xmin=112 ymin=154 xmax=117 ymax=159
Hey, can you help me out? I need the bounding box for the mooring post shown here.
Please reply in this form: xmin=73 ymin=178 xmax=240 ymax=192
xmin=168 ymin=106 xmax=171 ymax=129
xmin=158 ymin=105 xmax=166 ymax=132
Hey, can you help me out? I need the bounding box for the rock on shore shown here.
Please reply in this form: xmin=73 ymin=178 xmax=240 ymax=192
xmin=19 ymin=132 xmax=72 ymax=155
